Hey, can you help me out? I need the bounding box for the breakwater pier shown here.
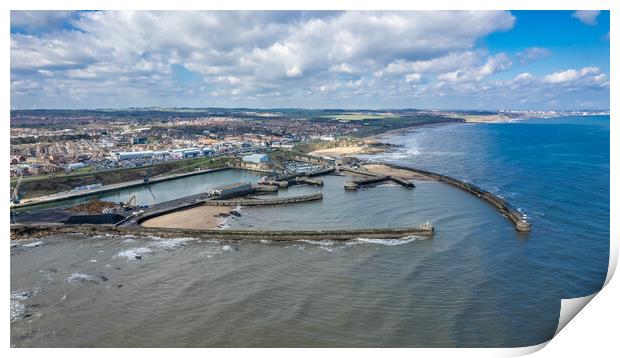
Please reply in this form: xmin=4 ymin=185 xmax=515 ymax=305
xmin=340 ymin=167 xmax=415 ymax=190
xmin=374 ymin=162 xmax=531 ymax=232
xmin=10 ymin=223 xmax=434 ymax=241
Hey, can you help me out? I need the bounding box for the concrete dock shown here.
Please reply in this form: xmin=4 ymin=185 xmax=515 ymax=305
xmin=340 ymin=167 xmax=414 ymax=190
xmin=203 ymin=193 xmax=323 ymax=206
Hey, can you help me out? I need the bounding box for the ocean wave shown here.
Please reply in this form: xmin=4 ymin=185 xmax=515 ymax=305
xmin=200 ymin=244 xmax=237 ymax=258
xmin=89 ymin=233 xmax=120 ymax=240
xmin=114 ymin=247 xmax=152 ymax=261
xmin=10 ymin=300 xmax=26 ymax=322
xmin=149 ymin=237 xmax=197 ymax=250
xmin=347 ymin=236 xmax=420 ymax=246
xmin=66 ymin=272 xmax=95 ymax=283
xmin=21 ymin=241 xmax=45 ymax=248
xmin=298 ymin=239 xmax=336 ymax=246
xmin=11 ymin=288 xmax=40 ymax=301
xmin=10 ymin=287 xmax=41 ymax=321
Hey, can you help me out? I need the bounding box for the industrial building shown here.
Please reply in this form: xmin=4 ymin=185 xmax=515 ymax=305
xmin=202 ymin=147 xmax=215 ymax=156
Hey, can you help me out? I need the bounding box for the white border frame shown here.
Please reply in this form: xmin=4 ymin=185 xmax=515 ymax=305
xmin=2 ymin=1 xmax=616 ymax=357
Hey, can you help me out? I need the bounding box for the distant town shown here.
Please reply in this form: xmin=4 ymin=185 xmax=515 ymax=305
xmin=10 ymin=108 xmax=608 ymax=182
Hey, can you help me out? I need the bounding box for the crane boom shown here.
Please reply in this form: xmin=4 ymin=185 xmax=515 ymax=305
xmin=11 ymin=172 xmax=23 ymax=204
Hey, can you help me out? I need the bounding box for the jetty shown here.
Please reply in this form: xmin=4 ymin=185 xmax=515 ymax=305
xmin=203 ymin=193 xmax=323 ymax=206
xmin=340 ymin=167 xmax=415 ymax=190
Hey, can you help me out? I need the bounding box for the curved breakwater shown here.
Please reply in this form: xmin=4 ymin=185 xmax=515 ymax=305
xmin=377 ymin=162 xmax=531 ymax=232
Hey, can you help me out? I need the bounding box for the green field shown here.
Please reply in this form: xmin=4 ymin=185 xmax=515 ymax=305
xmin=323 ymin=113 xmax=398 ymax=121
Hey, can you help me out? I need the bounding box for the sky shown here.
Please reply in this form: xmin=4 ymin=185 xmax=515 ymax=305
xmin=10 ymin=10 xmax=610 ymax=110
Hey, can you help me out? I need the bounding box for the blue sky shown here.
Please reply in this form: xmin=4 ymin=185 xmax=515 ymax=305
xmin=10 ymin=10 xmax=610 ymax=110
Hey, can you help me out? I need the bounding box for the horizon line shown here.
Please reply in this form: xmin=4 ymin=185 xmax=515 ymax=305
xmin=9 ymin=107 xmax=611 ymax=112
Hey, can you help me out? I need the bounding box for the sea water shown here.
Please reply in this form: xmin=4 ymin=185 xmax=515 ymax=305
xmin=10 ymin=116 xmax=609 ymax=347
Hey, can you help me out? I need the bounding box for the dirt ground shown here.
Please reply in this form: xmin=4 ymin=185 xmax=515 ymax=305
xmin=362 ymin=164 xmax=433 ymax=180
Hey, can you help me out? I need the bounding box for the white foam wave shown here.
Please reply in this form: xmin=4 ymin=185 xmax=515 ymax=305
xmin=200 ymin=244 xmax=236 ymax=258
xmin=10 ymin=300 xmax=26 ymax=322
xmin=347 ymin=236 xmax=421 ymax=246
xmin=149 ymin=237 xmax=196 ymax=250
xmin=66 ymin=272 xmax=94 ymax=283
xmin=299 ymin=239 xmax=336 ymax=246
xmin=11 ymin=288 xmax=41 ymax=322
xmin=11 ymin=288 xmax=40 ymax=301
xmin=21 ymin=241 xmax=45 ymax=248
xmin=89 ymin=233 xmax=119 ymax=240
xmin=114 ymin=247 xmax=152 ymax=261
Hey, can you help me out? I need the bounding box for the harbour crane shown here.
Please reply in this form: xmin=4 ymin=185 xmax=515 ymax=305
xmin=11 ymin=172 xmax=23 ymax=204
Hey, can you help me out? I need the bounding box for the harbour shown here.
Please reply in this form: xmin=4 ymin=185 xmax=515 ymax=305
xmin=10 ymin=115 xmax=610 ymax=347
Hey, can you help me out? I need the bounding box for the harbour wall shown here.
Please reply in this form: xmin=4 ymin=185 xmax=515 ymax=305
xmin=12 ymin=166 xmax=231 ymax=210
xmin=133 ymin=192 xmax=323 ymax=226
xmin=10 ymin=223 xmax=434 ymax=241
xmin=204 ymin=193 xmax=323 ymax=206
xmin=379 ymin=162 xmax=531 ymax=232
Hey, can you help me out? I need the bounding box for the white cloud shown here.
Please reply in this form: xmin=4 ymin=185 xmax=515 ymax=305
xmin=516 ymin=47 xmax=551 ymax=64
xmin=383 ymin=51 xmax=485 ymax=75
xmin=286 ymin=65 xmax=303 ymax=78
xmin=572 ymin=10 xmax=601 ymax=26
xmin=9 ymin=10 xmax=609 ymax=109
xmin=514 ymin=72 xmax=533 ymax=83
xmin=329 ymin=63 xmax=356 ymax=74
xmin=405 ymin=73 xmax=421 ymax=83
xmin=437 ymin=53 xmax=511 ymax=82
xmin=543 ymin=67 xmax=602 ymax=84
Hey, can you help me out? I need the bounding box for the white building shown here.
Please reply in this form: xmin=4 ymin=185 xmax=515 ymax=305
xmin=67 ymin=162 xmax=86 ymax=170
xmin=113 ymin=151 xmax=154 ymax=161
xmin=242 ymin=153 xmax=269 ymax=164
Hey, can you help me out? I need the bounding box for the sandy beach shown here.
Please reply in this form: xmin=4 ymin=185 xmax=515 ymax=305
xmin=362 ymin=164 xmax=433 ymax=180
xmin=141 ymin=204 xmax=234 ymax=229
xmin=308 ymin=145 xmax=386 ymax=158
xmin=453 ymin=114 xmax=513 ymax=123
